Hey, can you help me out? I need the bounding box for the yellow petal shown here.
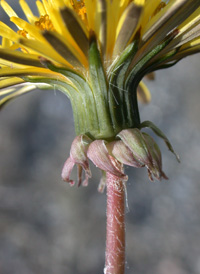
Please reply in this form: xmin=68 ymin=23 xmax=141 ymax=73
xmin=137 ymin=81 xmax=151 ymax=104
xmin=42 ymin=30 xmax=82 ymax=67
xmin=105 ymin=0 xmax=114 ymax=59
xmin=84 ymin=0 xmax=96 ymax=30
xmin=0 ymin=77 xmax=24 ymax=93
xmin=173 ymin=24 xmax=200 ymax=49
xmin=142 ymin=0 xmax=200 ymax=43
xmin=113 ymin=2 xmax=143 ymax=56
xmin=60 ymin=7 xmax=89 ymax=56
xmin=0 ymin=0 xmax=18 ymax=18
xmin=47 ymin=5 xmax=88 ymax=66
xmin=141 ymin=0 xmax=161 ymax=28
xmin=0 ymin=85 xmax=36 ymax=108
xmin=19 ymin=0 xmax=39 ymax=23
xmin=188 ymin=38 xmax=200 ymax=47
xmin=0 ymin=67 xmax=67 ymax=81
xmin=0 ymin=48 xmax=42 ymax=67
xmin=165 ymin=7 xmax=200 ymax=51
xmin=10 ymin=16 xmax=48 ymax=43
xmin=134 ymin=0 xmax=145 ymax=5
xmin=95 ymin=0 xmax=107 ymax=57
xmin=177 ymin=7 xmax=200 ymax=35
xmin=1 ymin=37 xmax=13 ymax=48
xmin=0 ymin=23 xmax=20 ymax=43
xmin=18 ymin=37 xmax=72 ymax=67
xmin=41 ymin=0 xmax=52 ymax=14
xmin=36 ymin=0 xmax=46 ymax=16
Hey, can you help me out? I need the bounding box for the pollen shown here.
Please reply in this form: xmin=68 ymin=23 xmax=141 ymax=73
xmin=17 ymin=29 xmax=28 ymax=38
xmin=70 ymin=0 xmax=87 ymax=22
xmin=35 ymin=15 xmax=55 ymax=31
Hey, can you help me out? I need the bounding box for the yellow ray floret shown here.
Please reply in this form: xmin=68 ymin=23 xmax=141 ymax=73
xmin=0 ymin=84 xmax=40 ymax=108
xmin=36 ymin=0 xmax=46 ymax=15
xmin=0 ymin=0 xmax=18 ymax=18
xmin=0 ymin=0 xmax=199 ymax=97
xmin=0 ymin=77 xmax=24 ymax=92
xmin=19 ymin=0 xmax=39 ymax=23
xmin=137 ymin=81 xmax=151 ymax=104
xmin=113 ymin=1 xmax=144 ymax=56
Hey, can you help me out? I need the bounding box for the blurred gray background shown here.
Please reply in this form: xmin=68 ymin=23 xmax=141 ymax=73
xmin=0 ymin=1 xmax=200 ymax=274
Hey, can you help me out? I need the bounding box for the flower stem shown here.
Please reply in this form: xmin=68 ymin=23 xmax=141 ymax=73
xmin=104 ymin=163 xmax=125 ymax=274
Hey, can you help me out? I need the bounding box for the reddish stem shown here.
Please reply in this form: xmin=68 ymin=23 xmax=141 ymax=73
xmin=104 ymin=164 xmax=125 ymax=274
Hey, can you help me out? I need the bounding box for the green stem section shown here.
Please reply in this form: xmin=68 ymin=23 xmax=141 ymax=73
xmin=105 ymin=162 xmax=125 ymax=274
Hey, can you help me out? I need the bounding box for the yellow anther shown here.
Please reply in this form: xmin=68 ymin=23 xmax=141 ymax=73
xmin=70 ymin=0 xmax=87 ymax=22
xmin=35 ymin=14 xmax=55 ymax=31
xmin=16 ymin=30 xmax=29 ymax=53
xmin=78 ymin=6 xmax=87 ymax=21
xmin=17 ymin=29 xmax=28 ymax=38
xmin=70 ymin=0 xmax=85 ymax=8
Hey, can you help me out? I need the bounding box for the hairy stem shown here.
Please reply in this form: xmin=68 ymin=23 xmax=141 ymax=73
xmin=104 ymin=163 xmax=125 ymax=274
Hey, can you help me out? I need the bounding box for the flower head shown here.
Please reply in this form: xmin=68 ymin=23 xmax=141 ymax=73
xmin=0 ymin=0 xmax=199 ymax=186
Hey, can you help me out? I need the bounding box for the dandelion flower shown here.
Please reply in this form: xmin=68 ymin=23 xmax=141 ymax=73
xmin=0 ymin=0 xmax=199 ymax=184
xmin=1 ymin=1 xmax=200 ymax=273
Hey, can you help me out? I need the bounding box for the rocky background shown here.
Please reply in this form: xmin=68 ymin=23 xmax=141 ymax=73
xmin=0 ymin=1 xmax=200 ymax=274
